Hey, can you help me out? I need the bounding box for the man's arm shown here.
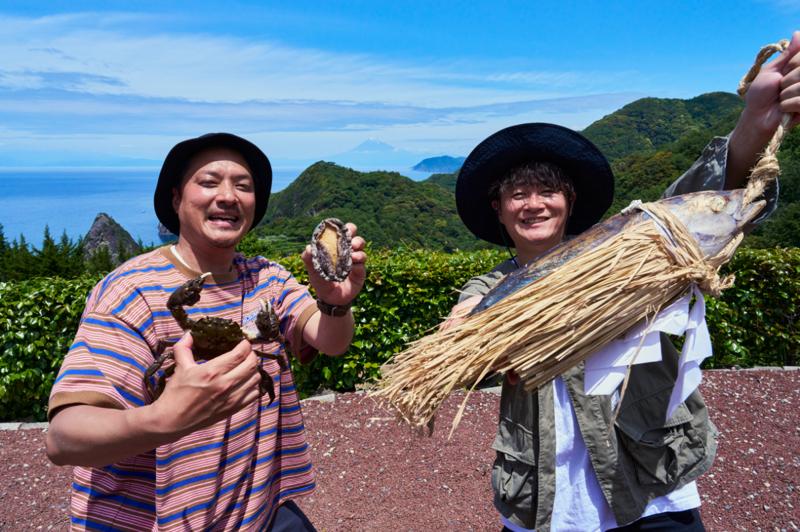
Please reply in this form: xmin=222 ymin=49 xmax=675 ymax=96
xmin=727 ymin=31 xmax=800 ymax=189
xmin=664 ymin=32 xmax=800 ymax=220
xmin=300 ymin=222 xmax=367 ymax=355
xmin=46 ymin=335 xmax=261 ymax=467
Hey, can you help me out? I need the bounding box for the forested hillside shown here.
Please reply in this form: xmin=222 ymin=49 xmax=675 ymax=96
xmin=582 ymin=92 xmax=744 ymax=160
xmin=583 ymin=92 xmax=798 ymax=247
xmin=423 ymin=91 xmax=798 ymax=248
xmin=257 ymin=161 xmax=481 ymax=251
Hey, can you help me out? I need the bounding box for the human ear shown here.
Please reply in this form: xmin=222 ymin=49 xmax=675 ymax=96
xmin=171 ymin=187 xmax=181 ymax=213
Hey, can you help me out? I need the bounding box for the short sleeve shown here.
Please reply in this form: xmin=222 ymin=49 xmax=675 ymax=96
xmin=48 ymin=311 xmax=155 ymax=420
xmin=460 ymin=273 xmax=499 ymax=302
xmin=459 ymin=259 xmax=518 ymax=303
xmin=272 ymin=273 xmax=318 ymax=364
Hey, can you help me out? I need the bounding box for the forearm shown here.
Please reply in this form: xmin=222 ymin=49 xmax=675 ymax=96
xmin=726 ymin=107 xmax=776 ymax=189
xmin=302 ymin=310 xmax=355 ymax=355
xmin=46 ymin=404 xmax=180 ymax=467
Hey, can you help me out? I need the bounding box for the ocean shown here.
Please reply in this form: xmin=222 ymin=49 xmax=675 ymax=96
xmin=0 ymin=167 xmax=304 ymax=246
xmin=0 ymin=166 xmax=434 ymax=246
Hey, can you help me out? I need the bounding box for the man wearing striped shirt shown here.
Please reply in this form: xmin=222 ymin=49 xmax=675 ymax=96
xmin=45 ymin=133 xmax=366 ymax=531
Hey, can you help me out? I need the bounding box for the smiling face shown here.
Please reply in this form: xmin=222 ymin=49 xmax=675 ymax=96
xmin=490 ymin=162 xmax=575 ymax=264
xmin=495 ymin=185 xmax=571 ymax=260
xmin=171 ymin=147 xmax=256 ymax=252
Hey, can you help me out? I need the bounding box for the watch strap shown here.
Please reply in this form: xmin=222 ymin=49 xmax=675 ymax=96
xmin=316 ymin=298 xmax=352 ymax=317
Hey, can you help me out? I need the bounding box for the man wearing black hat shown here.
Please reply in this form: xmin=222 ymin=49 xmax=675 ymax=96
xmin=46 ymin=133 xmax=365 ymax=531
xmin=448 ymin=34 xmax=800 ymax=531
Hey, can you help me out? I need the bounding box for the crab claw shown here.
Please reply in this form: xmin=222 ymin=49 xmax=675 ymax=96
xmin=258 ymin=365 xmax=276 ymax=405
xmin=254 ymin=299 xmax=281 ymax=342
xmin=168 ymin=272 xmax=211 ymax=310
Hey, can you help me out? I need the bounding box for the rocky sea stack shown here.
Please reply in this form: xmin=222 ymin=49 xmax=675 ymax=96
xmin=82 ymin=212 xmax=141 ymax=266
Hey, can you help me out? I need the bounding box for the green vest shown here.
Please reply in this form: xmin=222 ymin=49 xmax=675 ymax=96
xmin=455 ymin=134 xmax=782 ymax=529
xmin=462 ymin=264 xmax=717 ymax=529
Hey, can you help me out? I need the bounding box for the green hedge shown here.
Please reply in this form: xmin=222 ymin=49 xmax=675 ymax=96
xmin=704 ymin=248 xmax=799 ymax=368
xmin=1 ymin=247 xmax=797 ymax=421
xmin=0 ymin=276 xmax=101 ymax=421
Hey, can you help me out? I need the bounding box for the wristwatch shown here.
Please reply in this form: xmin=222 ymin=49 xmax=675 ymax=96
xmin=316 ymin=298 xmax=353 ymax=317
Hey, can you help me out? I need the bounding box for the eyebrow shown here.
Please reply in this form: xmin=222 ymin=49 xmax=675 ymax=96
xmin=195 ymin=170 xmax=253 ymax=181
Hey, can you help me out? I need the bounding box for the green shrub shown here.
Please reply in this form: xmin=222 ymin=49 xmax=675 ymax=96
xmin=0 ymin=247 xmax=797 ymax=421
xmin=285 ymin=247 xmax=505 ymax=396
xmin=704 ymin=248 xmax=799 ymax=368
xmin=0 ymin=276 xmax=100 ymax=421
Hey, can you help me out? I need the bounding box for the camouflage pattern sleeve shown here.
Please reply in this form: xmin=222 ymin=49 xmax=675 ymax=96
xmin=663 ymin=135 xmax=779 ymax=225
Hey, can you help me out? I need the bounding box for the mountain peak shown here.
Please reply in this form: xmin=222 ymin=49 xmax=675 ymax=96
xmin=351 ymin=139 xmax=398 ymax=153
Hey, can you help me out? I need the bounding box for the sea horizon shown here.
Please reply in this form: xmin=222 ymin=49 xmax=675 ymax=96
xmin=0 ymin=165 xmax=434 ymax=246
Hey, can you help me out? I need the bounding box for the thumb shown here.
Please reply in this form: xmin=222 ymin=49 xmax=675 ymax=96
xmin=764 ymin=32 xmax=800 ymax=74
xmin=301 ymin=244 xmax=314 ymax=269
xmin=172 ymin=332 xmax=196 ymax=367
xmin=790 ymin=30 xmax=800 ymax=57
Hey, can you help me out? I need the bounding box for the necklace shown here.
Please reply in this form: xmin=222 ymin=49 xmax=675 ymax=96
xmin=170 ymin=245 xmax=196 ymax=272
xmin=171 ymin=244 xmax=234 ymax=274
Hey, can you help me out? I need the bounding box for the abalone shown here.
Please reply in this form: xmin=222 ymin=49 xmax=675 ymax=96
xmin=310 ymin=218 xmax=352 ymax=282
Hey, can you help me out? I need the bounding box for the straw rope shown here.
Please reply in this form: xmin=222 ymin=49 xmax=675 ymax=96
xmin=371 ymin=39 xmax=792 ymax=433
xmin=374 ymin=204 xmax=737 ymax=431
xmin=738 ymin=39 xmax=791 ymax=205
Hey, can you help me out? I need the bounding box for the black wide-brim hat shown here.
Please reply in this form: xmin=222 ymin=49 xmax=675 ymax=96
xmin=456 ymin=123 xmax=614 ymax=246
xmin=154 ymin=132 xmax=272 ymax=235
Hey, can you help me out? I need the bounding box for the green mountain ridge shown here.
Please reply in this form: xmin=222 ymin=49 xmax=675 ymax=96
xmin=258 ymin=161 xmax=480 ymax=251
xmin=582 ymin=92 xmax=744 ymax=161
xmin=412 ymin=155 xmax=465 ymax=173
xmin=254 ymin=91 xmax=798 ymax=251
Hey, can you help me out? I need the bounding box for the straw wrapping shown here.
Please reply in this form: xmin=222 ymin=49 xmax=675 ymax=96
xmin=373 ymin=202 xmax=735 ymax=431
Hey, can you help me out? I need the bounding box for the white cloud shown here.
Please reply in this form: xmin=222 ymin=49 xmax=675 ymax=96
xmin=0 ymin=12 xmax=628 ymax=106
xmin=0 ymin=12 xmax=645 ymax=164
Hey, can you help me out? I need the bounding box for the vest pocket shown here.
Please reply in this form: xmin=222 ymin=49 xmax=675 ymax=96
xmin=491 ymin=452 xmax=536 ymax=506
xmin=617 ymin=417 xmax=706 ymax=487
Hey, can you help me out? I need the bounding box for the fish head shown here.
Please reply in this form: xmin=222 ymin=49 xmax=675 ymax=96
xmin=657 ymin=189 xmax=765 ymax=258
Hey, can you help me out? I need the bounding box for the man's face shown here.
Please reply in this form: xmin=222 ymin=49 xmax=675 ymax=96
xmin=171 ymin=147 xmax=257 ymax=251
xmin=494 ymin=183 xmax=571 ymax=256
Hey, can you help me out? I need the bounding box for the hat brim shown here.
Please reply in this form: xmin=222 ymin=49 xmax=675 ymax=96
xmin=456 ymin=123 xmax=614 ymax=246
xmin=154 ymin=132 xmax=272 ymax=235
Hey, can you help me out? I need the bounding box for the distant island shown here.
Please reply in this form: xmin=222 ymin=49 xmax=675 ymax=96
xmin=412 ymin=155 xmax=465 ymax=173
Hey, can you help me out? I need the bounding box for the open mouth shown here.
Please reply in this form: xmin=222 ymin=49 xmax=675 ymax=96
xmin=208 ymin=213 xmax=241 ymax=226
xmin=521 ymin=216 xmax=548 ymax=226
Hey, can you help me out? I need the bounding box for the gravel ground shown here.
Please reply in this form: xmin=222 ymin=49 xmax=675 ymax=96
xmin=1 ymin=369 xmax=798 ymax=531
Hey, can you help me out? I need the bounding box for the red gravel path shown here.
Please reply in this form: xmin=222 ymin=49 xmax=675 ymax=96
xmin=1 ymin=369 xmax=798 ymax=531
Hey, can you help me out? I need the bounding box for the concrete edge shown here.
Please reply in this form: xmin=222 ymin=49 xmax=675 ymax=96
xmin=302 ymin=392 xmax=336 ymax=403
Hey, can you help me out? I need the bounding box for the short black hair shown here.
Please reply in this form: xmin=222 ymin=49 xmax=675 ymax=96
xmin=488 ymin=161 xmax=576 ymax=205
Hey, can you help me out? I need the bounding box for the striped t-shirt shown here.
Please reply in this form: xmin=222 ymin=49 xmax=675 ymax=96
xmin=49 ymin=246 xmax=319 ymax=531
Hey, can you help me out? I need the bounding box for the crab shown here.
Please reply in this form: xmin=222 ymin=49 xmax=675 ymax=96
xmin=144 ymin=273 xmax=287 ymax=403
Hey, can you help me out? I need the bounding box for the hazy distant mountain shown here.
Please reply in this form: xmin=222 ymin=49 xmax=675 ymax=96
xmin=327 ymin=139 xmax=425 ymax=171
xmin=255 ymin=91 xmax=797 ymax=250
xmin=412 ymin=155 xmax=465 ymax=173
xmin=259 ymin=161 xmax=480 ymax=251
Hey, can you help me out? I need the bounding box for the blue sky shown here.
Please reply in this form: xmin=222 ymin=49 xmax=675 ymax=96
xmin=1 ymin=1 xmax=798 ymax=169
